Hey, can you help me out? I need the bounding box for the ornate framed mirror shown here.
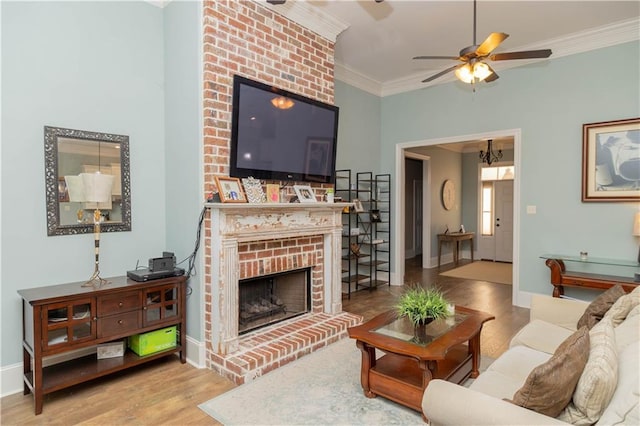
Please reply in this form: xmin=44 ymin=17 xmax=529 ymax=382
xmin=44 ymin=126 xmax=131 ymax=236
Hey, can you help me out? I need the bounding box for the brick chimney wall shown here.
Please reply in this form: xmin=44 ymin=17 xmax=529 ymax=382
xmin=202 ymin=1 xmax=336 ymax=351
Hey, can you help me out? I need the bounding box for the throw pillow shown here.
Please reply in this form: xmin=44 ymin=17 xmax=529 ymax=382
xmin=557 ymin=317 xmax=618 ymax=425
xmin=510 ymin=326 xmax=590 ymax=417
xmin=613 ymin=306 xmax=640 ymax=352
xmin=576 ymin=284 xmax=626 ymax=329
xmin=603 ymin=286 xmax=640 ymax=326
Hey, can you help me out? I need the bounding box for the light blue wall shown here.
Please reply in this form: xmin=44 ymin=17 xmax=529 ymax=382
xmin=334 ymin=80 xmax=381 ymax=174
xmin=374 ymin=41 xmax=639 ymax=295
xmin=164 ymin=1 xmax=203 ymax=340
xmin=1 ymin=1 xmax=166 ymax=366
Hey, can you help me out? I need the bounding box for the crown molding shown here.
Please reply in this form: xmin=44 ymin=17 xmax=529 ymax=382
xmin=339 ymin=17 xmax=640 ymax=97
xmin=144 ymin=0 xmax=170 ymax=8
xmin=259 ymin=1 xmax=349 ymax=42
xmin=334 ymin=64 xmax=385 ymax=97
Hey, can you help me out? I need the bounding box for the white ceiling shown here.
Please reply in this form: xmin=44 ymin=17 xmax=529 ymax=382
xmin=269 ymin=1 xmax=640 ymax=96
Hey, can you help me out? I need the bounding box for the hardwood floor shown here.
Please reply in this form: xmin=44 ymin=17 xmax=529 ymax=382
xmin=1 ymin=258 xmax=529 ymax=425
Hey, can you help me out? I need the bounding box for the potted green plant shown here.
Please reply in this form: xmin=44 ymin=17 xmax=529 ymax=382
xmin=396 ymin=285 xmax=451 ymax=326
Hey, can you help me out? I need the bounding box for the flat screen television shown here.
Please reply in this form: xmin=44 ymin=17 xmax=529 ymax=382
xmin=230 ymin=75 xmax=339 ymax=184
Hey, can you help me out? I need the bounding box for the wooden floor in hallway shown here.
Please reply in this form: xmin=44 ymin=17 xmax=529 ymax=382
xmin=1 ymin=258 xmax=529 ymax=425
xmin=342 ymin=257 xmax=530 ymax=359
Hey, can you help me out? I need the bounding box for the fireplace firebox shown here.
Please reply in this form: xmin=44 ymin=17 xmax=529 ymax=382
xmin=239 ymin=268 xmax=311 ymax=334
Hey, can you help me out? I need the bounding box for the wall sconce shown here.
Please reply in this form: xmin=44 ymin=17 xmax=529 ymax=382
xmin=271 ymin=96 xmax=294 ymax=110
xmin=479 ymin=139 xmax=503 ymax=165
xmin=65 ymin=172 xmax=115 ymax=287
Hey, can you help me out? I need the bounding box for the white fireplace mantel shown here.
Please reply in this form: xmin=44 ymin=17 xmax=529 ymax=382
xmin=205 ymin=202 xmax=350 ymax=355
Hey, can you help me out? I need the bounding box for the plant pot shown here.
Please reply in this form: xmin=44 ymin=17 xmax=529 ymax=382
xmin=412 ymin=318 xmax=434 ymax=344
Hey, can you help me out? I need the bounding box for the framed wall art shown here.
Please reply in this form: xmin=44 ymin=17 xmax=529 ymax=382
xmin=241 ymin=177 xmax=266 ymax=203
xmin=266 ymin=183 xmax=280 ymax=203
xmin=293 ymin=185 xmax=316 ymax=203
xmin=215 ymin=176 xmax=247 ymax=203
xmin=304 ymin=138 xmax=332 ymax=182
xmin=353 ymin=198 xmax=364 ymax=212
xmin=582 ymin=117 xmax=640 ymax=202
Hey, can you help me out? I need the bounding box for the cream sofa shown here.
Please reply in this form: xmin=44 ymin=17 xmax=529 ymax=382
xmin=422 ymin=292 xmax=640 ymax=425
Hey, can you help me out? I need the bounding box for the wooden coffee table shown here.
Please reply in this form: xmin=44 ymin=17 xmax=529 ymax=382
xmin=348 ymin=306 xmax=494 ymax=418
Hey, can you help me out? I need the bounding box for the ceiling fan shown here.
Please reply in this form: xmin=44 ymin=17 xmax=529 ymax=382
xmin=414 ymin=0 xmax=552 ymax=84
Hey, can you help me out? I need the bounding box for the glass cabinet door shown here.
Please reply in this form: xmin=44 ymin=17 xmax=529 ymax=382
xmin=42 ymin=298 xmax=95 ymax=349
xmin=143 ymin=284 xmax=179 ymax=326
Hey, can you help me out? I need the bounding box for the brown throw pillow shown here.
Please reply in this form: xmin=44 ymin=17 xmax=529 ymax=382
xmin=576 ymin=284 xmax=626 ymax=329
xmin=510 ymin=326 xmax=590 ymax=417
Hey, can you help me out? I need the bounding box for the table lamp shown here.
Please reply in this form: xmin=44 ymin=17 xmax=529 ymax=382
xmin=65 ymin=172 xmax=115 ymax=287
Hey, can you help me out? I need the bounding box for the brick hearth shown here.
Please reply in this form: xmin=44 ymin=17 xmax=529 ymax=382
xmin=210 ymin=311 xmax=362 ymax=384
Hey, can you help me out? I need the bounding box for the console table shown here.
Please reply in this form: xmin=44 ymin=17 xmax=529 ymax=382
xmin=437 ymin=232 xmax=474 ymax=267
xmin=541 ymin=254 xmax=639 ymax=297
xmin=18 ymin=275 xmax=187 ymax=414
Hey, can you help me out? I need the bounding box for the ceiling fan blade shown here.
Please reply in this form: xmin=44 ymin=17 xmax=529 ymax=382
xmin=490 ymin=49 xmax=552 ymax=61
xmin=483 ymin=64 xmax=499 ymax=83
xmin=476 ymin=32 xmax=509 ymax=57
xmin=421 ymin=64 xmax=463 ymax=83
xmin=413 ymin=55 xmax=460 ymax=60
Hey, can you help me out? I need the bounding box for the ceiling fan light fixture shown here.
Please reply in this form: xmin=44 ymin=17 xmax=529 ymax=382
xmin=473 ymin=62 xmax=492 ymax=81
xmin=455 ymin=62 xmax=493 ymax=84
xmin=454 ymin=63 xmax=474 ymax=83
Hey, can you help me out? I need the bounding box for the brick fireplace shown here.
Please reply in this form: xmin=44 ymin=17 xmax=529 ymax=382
xmin=204 ymin=203 xmax=361 ymax=384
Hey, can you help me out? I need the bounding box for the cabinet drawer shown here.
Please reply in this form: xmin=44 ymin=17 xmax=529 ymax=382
xmin=97 ymin=291 xmax=140 ymax=315
xmin=97 ymin=311 xmax=141 ymax=338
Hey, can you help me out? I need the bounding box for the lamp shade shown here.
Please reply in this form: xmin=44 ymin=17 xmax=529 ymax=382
xmin=65 ymin=173 xmax=114 ymax=203
xmin=633 ymin=212 xmax=640 ymax=236
xmin=81 ymin=173 xmax=114 ymax=203
xmin=454 ymin=64 xmax=474 ymax=84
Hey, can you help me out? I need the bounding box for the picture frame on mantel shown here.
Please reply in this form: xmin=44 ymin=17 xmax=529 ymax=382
xmin=582 ymin=117 xmax=640 ymax=202
xmin=293 ymin=185 xmax=316 ymax=203
xmin=215 ymin=176 xmax=247 ymax=203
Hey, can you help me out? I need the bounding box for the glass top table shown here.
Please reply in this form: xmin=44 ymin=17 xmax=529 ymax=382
xmin=347 ymin=306 xmax=494 ymax=415
xmin=373 ymin=312 xmax=468 ymax=347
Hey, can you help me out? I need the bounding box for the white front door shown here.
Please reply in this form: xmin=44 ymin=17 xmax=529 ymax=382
xmin=494 ymin=180 xmax=514 ymax=262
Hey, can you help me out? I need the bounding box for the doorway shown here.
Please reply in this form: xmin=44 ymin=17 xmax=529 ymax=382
xmin=393 ymin=129 xmax=522 ymax=306
xmin=477 ymin=171 xmax=514 ymax=262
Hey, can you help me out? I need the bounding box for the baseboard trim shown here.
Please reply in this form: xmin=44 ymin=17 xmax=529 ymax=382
xmin=1 ymin=336 xmax=206 ymax=398
xmin=0 ymin=362 xmax=23 ymax=398
xmin=186 ymin=335 xmax=206 ymax=368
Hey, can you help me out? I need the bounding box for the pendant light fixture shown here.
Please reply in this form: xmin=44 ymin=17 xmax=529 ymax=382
xmin=479 ymin=139 xmax=503 ymax=165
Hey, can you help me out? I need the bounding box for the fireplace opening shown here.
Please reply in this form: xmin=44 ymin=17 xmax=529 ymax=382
xmin=239 ymin=268 xmax=311 ymax=335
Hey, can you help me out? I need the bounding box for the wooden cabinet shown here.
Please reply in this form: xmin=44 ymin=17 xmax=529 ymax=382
xmin=19 ymin=275 xmax=186 ymax=414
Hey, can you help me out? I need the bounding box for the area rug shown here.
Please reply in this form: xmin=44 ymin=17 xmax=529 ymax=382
xmin=199 ymin=337 xmax=493 ymax=425
xmin=439 ymin=261 xmax=512 ymax=285
xmin=199 ymin=338 xmax=421 ymax=425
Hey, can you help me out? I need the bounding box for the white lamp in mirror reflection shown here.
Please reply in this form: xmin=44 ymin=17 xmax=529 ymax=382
xmin=65 ymin=172 xmax=115 ymax=287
